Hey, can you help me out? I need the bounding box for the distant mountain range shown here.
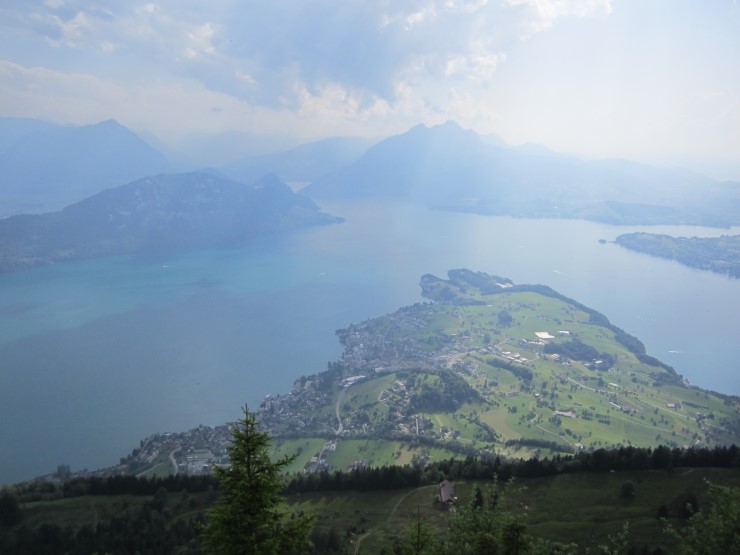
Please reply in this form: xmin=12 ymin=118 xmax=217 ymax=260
xmin=0 ymin=172 xmax=340 ymax=272
xmin=221 ymin=136 xmax=373 ymax=187
xmin=0 ymin=118 xmax=171 ymax=216
xmin=304 ymin=121 xmax=740 ymax=227
xmin=3 ymin=117 xmax=739 ymax=227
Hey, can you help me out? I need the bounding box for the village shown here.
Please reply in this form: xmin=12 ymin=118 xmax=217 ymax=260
xmin=45 ymin=290 xmax=725 ymax=482
xmin=46 ymin=424 xmax=236 ymax=482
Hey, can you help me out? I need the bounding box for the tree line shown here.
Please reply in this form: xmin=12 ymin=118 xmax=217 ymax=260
xmin=11 ymin=473 xmax=217 ymax=503
xmin=1 ymin=431 xmax=738 ymax=554
xmin=284 ymin=444 xmax=740 ymax=495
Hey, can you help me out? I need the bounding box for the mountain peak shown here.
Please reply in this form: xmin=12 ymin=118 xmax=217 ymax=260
xmin=407 ymin=120 xmax=473 ymax=138
xmin=0 ymin=171 xmax=339 ymax=272
xmin=0 ymin=118 xmax=171 ymax=216
xmin=438 ymin=119 xmax=464 ymax=130
xmin=93 ymin=119 xmax=123 ymax=128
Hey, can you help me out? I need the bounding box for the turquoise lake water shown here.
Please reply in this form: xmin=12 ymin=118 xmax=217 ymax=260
xmin=1 ymin=200 xmax=738 ymax=483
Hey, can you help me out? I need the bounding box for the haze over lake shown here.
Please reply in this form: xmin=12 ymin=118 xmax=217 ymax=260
xmin=1 ymin=200 xmax=739 ymax=484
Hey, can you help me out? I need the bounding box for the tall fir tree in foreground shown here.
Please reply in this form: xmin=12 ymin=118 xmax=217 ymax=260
xmin=202 ymin=406 xmax=314 ymax=554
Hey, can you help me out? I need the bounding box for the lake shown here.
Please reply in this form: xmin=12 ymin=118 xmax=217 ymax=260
xmin=1 ymin=199 xmax=738 ymax=483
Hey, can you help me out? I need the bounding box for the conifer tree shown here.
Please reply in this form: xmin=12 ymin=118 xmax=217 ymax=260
xmin=202 ymin=406 xmax=314 ymax=554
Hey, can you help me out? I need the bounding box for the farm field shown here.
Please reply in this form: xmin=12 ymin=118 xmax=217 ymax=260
xmin=257 ymin=270 xmax=740 ymax=475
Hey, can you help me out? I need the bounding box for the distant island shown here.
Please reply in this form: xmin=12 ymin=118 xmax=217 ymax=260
xmin=87 ymin=269 xmax=740 ymax=480
xmin=0 ymin=171 xmax=340 ymax=272
xmin=615 ymin=233 xmax=740 ymax=278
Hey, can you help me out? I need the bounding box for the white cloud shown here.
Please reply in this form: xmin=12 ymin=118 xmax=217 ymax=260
xmin=234 ymin=69 xmax=257 ymax=86
xmin=0 ymin=1 xmax=737 ymax=178
xmin=503 ymin=0 xmax=613 ymax=35
xmin=406 ymin=4 xmax=438 ymax=29
xmin=99 ymin=40 xmax=117 ymax=53
xmin=184 ymin=22 xmax=217 ymax=59
xmin=445 ymin=44 xmax=505 ymax=81
xmin=444 ymin=0 xmax=489 ymax=14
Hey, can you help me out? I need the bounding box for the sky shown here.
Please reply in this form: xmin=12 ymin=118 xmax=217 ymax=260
xmin=0 ymin=0 xmax=739 ymax=179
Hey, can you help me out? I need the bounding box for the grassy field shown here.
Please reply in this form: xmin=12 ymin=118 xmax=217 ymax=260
xmin=287 ymin=466 xmax=740 ymax=553
xmin=273 ymin=438 xmax=328 ymax=474
xmin=19 ymin=489 xmax=212 ymax=531
xmin=10 ymin=465 xmax=739 ymax=553
xmin=254 ymin=272 xmax=740 ymax=552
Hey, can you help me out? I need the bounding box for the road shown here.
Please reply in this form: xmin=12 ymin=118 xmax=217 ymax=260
xmin=335 ymin=387 xmax=347 ymax=435
xmin=169 ymin=449 xmax=179 ymax=475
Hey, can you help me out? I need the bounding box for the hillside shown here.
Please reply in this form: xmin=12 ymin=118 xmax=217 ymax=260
xmin=0 ymin=172 xmax=341 ymax=272
xmin=3 ymin=449 xmax=739 ymax=554
xmin=615 ymin=233 xmax=740 ymax=278
xmin=303 ymin=121 xmax=740 ymax=227
xmin=255 ymin=269 xmax=740 ymax=472
xmin=0 ymin=118 xmax=171 ymax=216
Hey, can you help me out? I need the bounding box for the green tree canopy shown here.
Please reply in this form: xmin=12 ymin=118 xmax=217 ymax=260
xmin=202 ymin=406 xmax=314 ymax=554
xmin=666 ymin=482 xmax=740 ymax=555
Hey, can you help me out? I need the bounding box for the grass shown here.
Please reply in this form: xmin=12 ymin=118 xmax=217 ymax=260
xmin=21 ymin=495 xmax=139 ymax=529
xmin=252 ymin=280 xmax=740 ymax=493
xmin=321 ymin=439 xmax=403 ymax=469
xmin=13 ymin=465 xmax=740 ymax=554
xmin=285 ymin=466 xmax=740 ymax=553
xmin=344 ymin=374 xmax=398 ymax=411
xmin=136 ymin=450 xmax=175 ymax=478
xmin=507 ymin=466 xmax=740 ymax=550
xmin=273 ymin=438 xmax=328 ymax=474
xmin=142 ymin=461 xmax=173 ymax=478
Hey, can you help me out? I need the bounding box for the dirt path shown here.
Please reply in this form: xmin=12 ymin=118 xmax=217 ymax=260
xmin=335 ymin=387 xmax=347 ymax=435
xmin=169 ymin=449 xmax=179 ymax=475
xmin=354 ymin=484 xmax=439 ymax=554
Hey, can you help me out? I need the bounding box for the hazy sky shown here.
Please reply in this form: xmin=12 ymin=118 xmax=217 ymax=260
xmin=0 ymin=1 xmax=738 ymax=178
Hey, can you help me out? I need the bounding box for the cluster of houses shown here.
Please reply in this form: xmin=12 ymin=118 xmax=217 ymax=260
xmin=259 ymin=378 xmax=333 ymax=435
xmin=58 ymin=424 xmax=236 ymax=479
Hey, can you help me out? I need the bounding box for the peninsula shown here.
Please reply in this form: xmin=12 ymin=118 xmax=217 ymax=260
xmin=615 ymin=233 xmax=740 ymax=278
xmin=96 ymin=270 xmax=740 ymax=479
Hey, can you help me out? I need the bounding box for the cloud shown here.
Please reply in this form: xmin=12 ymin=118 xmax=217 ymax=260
xmin=0 ymin=1 xmax=617 ymax=146
xmin=0 ymin=2 xmax=515 ymax=104
xmin=183 ymin=22 xmax=217 ymax=60
xmin=445 ymin=43 xmax=505 ymax=81
xmin=502 ymin=0 xmax=613 ymax=36
xmin=0 ymin=58 xmax=400 ymax=143
xmin=0 ymin=1 xmax=737 ymax=180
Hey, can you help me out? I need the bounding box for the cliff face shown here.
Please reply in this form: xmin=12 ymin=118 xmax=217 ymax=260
xmin=0 ymin=172 xmax=340 ymax=272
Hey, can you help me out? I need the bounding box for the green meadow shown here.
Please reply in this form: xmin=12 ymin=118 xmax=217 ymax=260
xmin=264 ymin=272 xmax=740 ymax=473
